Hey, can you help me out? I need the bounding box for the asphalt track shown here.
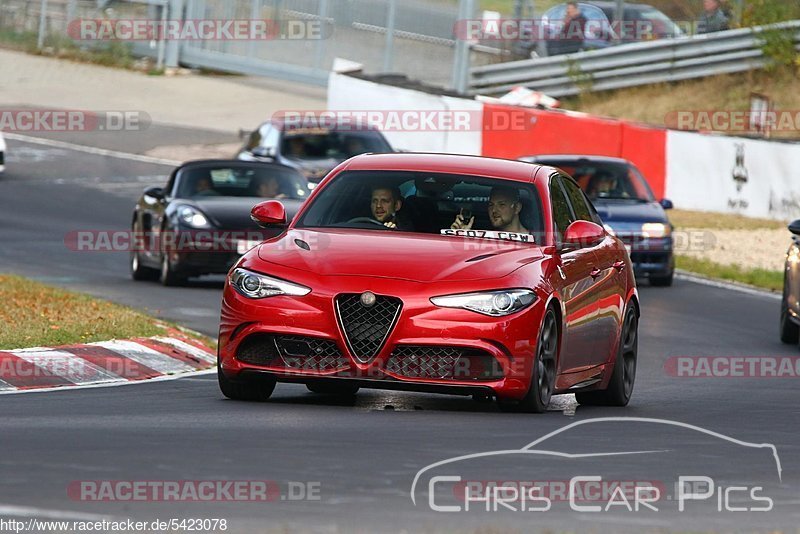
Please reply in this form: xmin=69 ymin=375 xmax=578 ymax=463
xmin=1 ymin=128 xmax=799 ymax=532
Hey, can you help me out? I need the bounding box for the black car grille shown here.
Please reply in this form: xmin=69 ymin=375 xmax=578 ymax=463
xmin=236 ymin=334 xmax=348 ymax=371
xmin=335 ymin=293 xmax=402 ymax=362
xmin=386 ymin=345 xmax=504 ymax=381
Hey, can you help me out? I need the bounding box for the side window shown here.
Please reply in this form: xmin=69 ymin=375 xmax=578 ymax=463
xmin=549 ymin=175 xmax=573 ymax=243
xmin=561 ymin=176 xmax=593 ymax=222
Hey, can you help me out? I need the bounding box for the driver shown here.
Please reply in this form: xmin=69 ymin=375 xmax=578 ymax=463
xmin=451 ymin=186 xmax=529 ymax=234
xmin=371 ymin=186 xmax=403 ymax=229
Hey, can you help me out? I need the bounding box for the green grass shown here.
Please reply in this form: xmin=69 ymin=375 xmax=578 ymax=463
xmin=676 ymin=256 xmax=783 ymax=292
xmin=0 ymin=274 xmax=199 ymax=350
xmin=0 ymin=29 xmax=136 ymax=70
xmin=669 ymin=209 xmax=787 ymax=231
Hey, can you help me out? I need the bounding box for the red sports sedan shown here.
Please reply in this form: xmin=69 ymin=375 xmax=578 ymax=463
xmin=217 ymin=153 xmax=639 ymax=413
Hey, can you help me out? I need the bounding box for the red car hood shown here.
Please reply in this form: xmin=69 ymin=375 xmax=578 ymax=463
xmin=256 ymin=229 xmax=544 ymax=283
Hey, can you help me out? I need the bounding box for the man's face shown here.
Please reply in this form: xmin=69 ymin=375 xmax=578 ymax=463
xmin=703 ymin=0 xmax=718 ymax=12
xmin=371 ymin=188 xmax=399 ymax=223
xmin=488 ymin=191 xmax=520 ymax=230
xmin=566 ymin=4 xmax=579 ymax=18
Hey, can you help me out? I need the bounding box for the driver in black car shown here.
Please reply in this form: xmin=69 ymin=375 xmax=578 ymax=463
xmin=371 ymin=186 xmax=403 ymax=229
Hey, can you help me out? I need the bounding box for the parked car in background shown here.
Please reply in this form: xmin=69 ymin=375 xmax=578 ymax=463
xmin=515 ymin=1 xmax=684 ymax=58
xmin=780 ymin=220 xmax=800 ymax=344
xmin=236 ymin=120 xmax=394 ymax=187
xmin=131 ymin=160 xmax=310 ymax=286
xmin=521 ymin=155 xmax=675 ymax=286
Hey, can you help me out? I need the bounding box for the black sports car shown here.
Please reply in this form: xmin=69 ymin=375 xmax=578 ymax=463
xmin=130 ymin=160 xmax=309 ymax=286
xmin=780 ymin=220 xmax=800 ymax=344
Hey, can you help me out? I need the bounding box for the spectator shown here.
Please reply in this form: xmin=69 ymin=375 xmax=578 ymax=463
xmin=558 ymin=2 xmax=588 ymax=54
xmin=697 ymin=0 xmax=729 ymax=34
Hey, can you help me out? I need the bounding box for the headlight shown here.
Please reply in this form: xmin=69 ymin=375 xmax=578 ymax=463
xmin=230 ymin=268 xmax=311 ymax=299
xmin=641 ymin=223 xmax=671 ymax=239
xmin=430 ymin=289 xmax=536 ymax=317
xmin=177 ymin=205 xmax=210 ymax=228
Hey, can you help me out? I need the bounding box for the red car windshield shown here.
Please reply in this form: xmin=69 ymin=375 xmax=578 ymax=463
xmin=296 ymin=170 xmax=545 ymax=240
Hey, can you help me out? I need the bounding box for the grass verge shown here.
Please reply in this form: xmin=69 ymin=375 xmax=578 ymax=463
xmin=0 ymin=29 xmax=139 ymax=71
xmin=675 ymin=256 xmax=783 ymax=292
xmin=669 ymin=209 xmax=787 ymax=231
xmin=0 ymin=274 xmax=208 ymax=350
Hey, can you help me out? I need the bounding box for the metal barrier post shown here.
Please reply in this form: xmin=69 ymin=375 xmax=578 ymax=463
xmin=165 ymin=0 xmax=184 ymax=68
xmin=37 ymin=0 xmax=48 ymax=50
xmin=383 ymin=0 xmax=397 ymax=72
xmin=451 ymin=0 xmax=475 ymax=93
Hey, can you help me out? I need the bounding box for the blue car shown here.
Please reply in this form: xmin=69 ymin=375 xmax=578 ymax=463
xmin=521 ymin=155 xmax=675 ymax=286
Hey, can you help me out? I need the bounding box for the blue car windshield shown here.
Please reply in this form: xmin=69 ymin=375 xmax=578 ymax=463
xmin=545 ymin=161 xmax=656 ymax=202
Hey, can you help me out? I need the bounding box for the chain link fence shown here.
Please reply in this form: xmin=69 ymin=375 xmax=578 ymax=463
xmin=0 ymin=0 xmax=497 ymax=89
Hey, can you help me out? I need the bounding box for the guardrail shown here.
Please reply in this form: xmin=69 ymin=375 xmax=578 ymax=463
xmin=469 ymin=21 xmax=800 ymax=97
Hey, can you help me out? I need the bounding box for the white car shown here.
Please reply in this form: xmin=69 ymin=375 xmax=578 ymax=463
xmin=0 ymin=132 xmax=5 ymax=174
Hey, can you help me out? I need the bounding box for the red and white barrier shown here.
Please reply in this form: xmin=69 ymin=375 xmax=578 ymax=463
xmin=0 ymin=335 xmax=215 ymax=393
xmin=328 ymin=70 xmax=800 ymax=220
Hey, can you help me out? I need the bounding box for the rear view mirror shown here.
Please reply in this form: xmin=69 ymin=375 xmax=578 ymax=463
xmin=789 ymin=220 xmax=800 ymax=236
xmin=563 ymin=221 xmax=605 ymax=248
xmin=251 ymin=200 xmax=287 ymax=228
xmin=143 ymin=186 xmax=165 ymax=201
xmin=251 ymin=146 xmax=276 ymax=159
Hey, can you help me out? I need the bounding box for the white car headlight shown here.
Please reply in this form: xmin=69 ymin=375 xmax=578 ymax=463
xmin=177 ymin=205 xmax=210 ymax=228
xmin=230 ymin=268 xmax=311 ymax=299
xmin=430 ymin=289 xmax=536 ymax=317
xmin=641 ymin=223 xmax=671 ymax=239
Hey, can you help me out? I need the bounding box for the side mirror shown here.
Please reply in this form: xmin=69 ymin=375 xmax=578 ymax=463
xmin=251 ymin=200 xmax=286 ymax=228
xmin=251 ymin=146 xmax=275 ymax=159
xmin=563 ymin=220 xmax=605 ymax=248
xmin=143 ymin=186 xmax=165 ymax=201
xmin=660 ymin=198 xmax=674 ymax=210
xmin=789 ymin=220 xmax=800 ymax=236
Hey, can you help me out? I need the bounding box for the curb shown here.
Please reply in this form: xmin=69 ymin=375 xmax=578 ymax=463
xmin=675 ymin=270 xmax=781 ymax=300
xmin=0 ymin=329 xmax=217 ymax=394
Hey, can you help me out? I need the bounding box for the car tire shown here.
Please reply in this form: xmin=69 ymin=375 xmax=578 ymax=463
xmin=650 ymin=271 xmax=674 ymax=287
xmin=306 ymin=382 xmax=360 ymax=396
xmin=159 ymin=229 xmax=187 ymax=286
xmin=217 ymin=362 xmax=276 ymax=401
xmin=780 ymin=274 xmax=799 ymax=344
xmin=130 ymin=223 xmax=159 ymax=281
xmin=577 ymin=303 xmax=638 ymax=407
xmin=497 ymin=307 xmax=558 ymax=414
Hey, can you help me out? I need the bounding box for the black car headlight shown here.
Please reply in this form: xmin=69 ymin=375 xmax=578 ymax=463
xmin=230 ymin=268 xmax=311 ymax=299
xmin=430 ymin=289 xmax=536 ymax=317
xmin=176 ymin=205 xmax=211 ymax=229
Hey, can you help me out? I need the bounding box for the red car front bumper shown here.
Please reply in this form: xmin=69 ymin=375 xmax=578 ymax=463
xmin=218 ymin=275 xmax=547 ymax=400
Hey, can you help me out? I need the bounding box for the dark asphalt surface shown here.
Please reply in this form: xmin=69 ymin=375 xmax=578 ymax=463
xmin=1 ymin=129 xmax=799 ymax=532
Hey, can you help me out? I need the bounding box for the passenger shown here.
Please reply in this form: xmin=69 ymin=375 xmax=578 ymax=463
xmin=255 ymin=176 xmax=287 ymax=199
xmin=451 ymin=187 xmax=529 ymax=234
xmin=193 ymin=175 xmax=219 ymax=196
xmin=697 ymin=0 xmax=729 ymax=34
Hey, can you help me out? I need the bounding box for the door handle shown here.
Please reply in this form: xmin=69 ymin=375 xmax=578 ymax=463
xmin=613 ymin=260 xmax=626 ymax=272
xmin=590 ymin=267 xmax=602 ymax=279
